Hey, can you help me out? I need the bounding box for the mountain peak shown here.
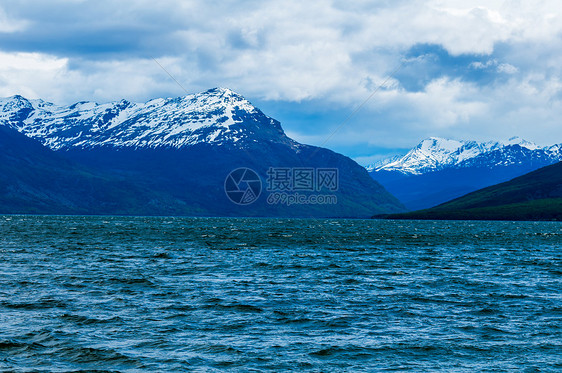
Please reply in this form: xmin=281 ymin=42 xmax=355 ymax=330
xmin=206 ymin=87 xmax=238 ymax=95
xmin=418 ymin=137 xmax=464 ymax=152
xmin=9 ymin=94 xmax=27 ymax=101
xmin=200 ymin=87 xmax=247 ymax=103
xmin=1 ymin=94 xmax=33 ymax=109
xmin=0 ymin=95 xmax=35 ymax=122
xmin=502 ymin=136 xmax=539 ymax=150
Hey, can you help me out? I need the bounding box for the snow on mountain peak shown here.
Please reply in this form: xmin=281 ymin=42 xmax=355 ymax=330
xmin=0 ymin=95 xmax=32 ymax=111
xmin=419 ymin=137 xmax=463 ymax=152
xmin=376 ymin=137 xmax=466 ymax=174
xmin=0 ymin=88 xmax=287 ymax=150
xmin=372 ymin=136 xmax=557 ymax=175
xmin=502 ymin=136 xmax=539 ymax=150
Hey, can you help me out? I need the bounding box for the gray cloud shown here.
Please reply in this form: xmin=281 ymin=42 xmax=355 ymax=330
xmin=1 ymin=0 xmax=562 ymax=157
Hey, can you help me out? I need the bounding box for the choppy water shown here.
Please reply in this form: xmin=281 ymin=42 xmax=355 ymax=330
xmin=0 ymin=216 xmax=561 ymax=372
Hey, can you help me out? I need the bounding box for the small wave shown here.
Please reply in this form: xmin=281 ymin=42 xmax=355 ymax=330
xmin=230 ymin=304 xmax=263 ymax=313
xmin=59 ymin=314 xmax=123 ymax=325
xmin=153 ymin=252 xmax=171 ymax=259
xmin=23 ymin=329 xmax=71 ymax=347
xmin=193 ymin=344 xmax=243 ymax=354
xmin=161 ymin=304 xmax=197 ymax=312
xmin=472 ymin=307 xmax=502 ymax=316
xmin=309 ymin=344 xmax=402 ymax=358
xmin=2 ymin=298 xmax=67 ymax=310
xmin=202 ymin=303 xmax=263 ymax=313
xmin=0 ymin=340 xmax=27 ymax=349
xmin=107 ymin=277 xmax=155 ymax=286
xmin=275 ymin=316 xmax=314 ymax=325
xmin=57 ymin=345 xmax=143 ymax=367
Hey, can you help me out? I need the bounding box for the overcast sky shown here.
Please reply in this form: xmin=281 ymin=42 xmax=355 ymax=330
xmin=1 ymin=0 xmax=561 ymax=164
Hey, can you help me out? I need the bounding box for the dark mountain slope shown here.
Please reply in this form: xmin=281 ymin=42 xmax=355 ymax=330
xmin=0 ymin=126 xmax=198 ymax=215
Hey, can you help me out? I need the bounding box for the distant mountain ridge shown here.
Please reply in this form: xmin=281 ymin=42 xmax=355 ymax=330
xmin=368 ymin=136 xmax=562 ymax=210
xmin=369 ymin=136 xmax=562 ymax=175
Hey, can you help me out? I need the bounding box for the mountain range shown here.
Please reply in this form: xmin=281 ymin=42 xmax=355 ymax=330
xmin=368 ymin=137 xmax=562 ymax=210
xmin=0 ymin=88 xmax=404 ymax=217
xmin=1 ymin=88 xmax=288 ymax=150
xmin=384 ymin=161 xmax=562 ymax=221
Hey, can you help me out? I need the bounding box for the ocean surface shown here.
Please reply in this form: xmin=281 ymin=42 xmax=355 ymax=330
xmin=0 ymin=216 xmax=561 ymax=372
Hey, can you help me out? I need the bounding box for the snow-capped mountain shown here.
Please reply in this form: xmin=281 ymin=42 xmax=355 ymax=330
xmin=368 ymin=136 xmax=562 ymax=211
xmin=371 ymin=137 xmax=562 ymax=175
xmin=0 ymin=88 xmax=405 ymax=217
xmin=0 ymin=87 xmax=291 ymax=150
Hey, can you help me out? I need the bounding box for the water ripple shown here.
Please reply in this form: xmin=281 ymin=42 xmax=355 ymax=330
xmin=0 ymin=216 xmax=561 ymax=372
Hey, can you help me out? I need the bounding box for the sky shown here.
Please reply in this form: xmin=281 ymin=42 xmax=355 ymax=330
xmin=1 ymin=0 xmax=562 ymax=165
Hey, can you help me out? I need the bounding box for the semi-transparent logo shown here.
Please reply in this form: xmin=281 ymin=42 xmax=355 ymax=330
xmin=224 ymin=168 xmax=262 ymax=205
xmin=224 ymin=167 xmax=338 ymax=206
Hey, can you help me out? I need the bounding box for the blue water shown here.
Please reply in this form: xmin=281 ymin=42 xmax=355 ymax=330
xmin=0 ymin=216 xmax=561 ymax=372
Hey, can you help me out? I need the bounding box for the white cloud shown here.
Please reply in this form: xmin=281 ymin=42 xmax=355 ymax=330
xmin=406 ymin=78 xmax=487 ymax=128
xmin=470 ymin=60 xmax=496 ymax=70
xmin=2 ymin=0 xmax=562 ymax=104
xmin=0 ymin=52 xmax=188 ymax=104
xmin=1 ymin=0 xmax=562 ymax=154
xmin=0 ymin=7 xmax=27 ymax=33
xmin=0 ymin=52 xmax=68 ymax=99
xmin=470 ymin=59 xmax=519 ymax=74
xmin=497 ymin=63 xmax=518 ymax=74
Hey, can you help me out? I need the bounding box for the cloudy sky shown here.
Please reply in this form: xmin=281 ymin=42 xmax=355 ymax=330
xmin=1 ymin=0 xmax=561 ymax=164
